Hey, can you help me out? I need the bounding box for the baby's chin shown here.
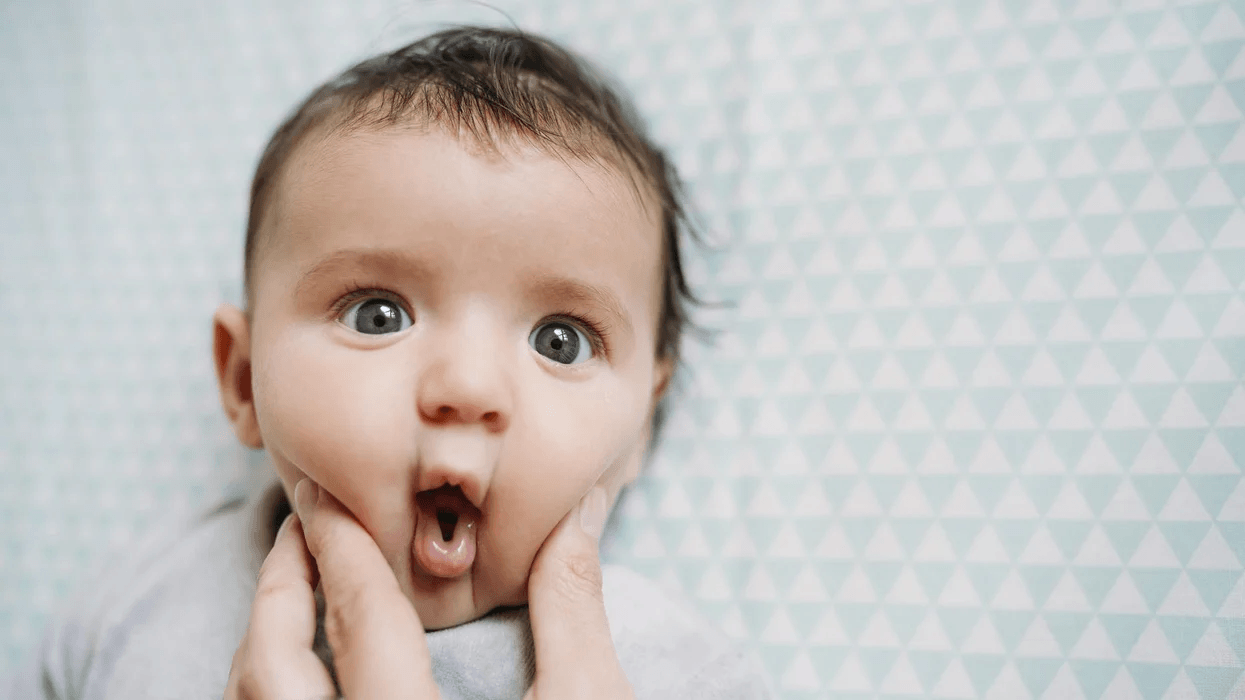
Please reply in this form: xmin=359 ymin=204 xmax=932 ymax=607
xmin=404 ymin=572 xmax=528 ymax=631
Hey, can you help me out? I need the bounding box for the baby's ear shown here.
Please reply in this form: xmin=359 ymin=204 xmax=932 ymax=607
xmin=213 ymin=304 xmax=263 ymax=449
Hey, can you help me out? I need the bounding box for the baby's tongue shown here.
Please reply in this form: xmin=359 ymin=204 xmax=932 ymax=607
xmin=413 ymin=488 xmax=478 ymax=579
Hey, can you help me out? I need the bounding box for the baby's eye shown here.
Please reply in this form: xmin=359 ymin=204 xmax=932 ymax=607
xmin=339 ymin=298 xmax=412 ymax=335
xmin=529 ymin=321 xmax=592 ymax=365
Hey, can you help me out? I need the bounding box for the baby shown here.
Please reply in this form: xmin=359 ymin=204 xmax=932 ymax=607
xmin=11 ymin=26 xmax=769 ymax=700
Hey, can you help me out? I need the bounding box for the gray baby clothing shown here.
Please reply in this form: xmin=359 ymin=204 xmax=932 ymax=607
xmin=6 ymin=480 xmax=773 ymax=699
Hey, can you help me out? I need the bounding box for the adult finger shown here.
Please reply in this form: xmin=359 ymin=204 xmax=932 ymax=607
xmin=293 ymin=478 xmax=440 ymax=700
xmin=225 ymin=513 xmax=337 ymax=700
xmin=524 ymin=486 xmax=634 ymax=700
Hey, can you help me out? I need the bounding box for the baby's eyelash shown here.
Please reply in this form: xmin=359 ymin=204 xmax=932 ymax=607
xmin=328 ymin=281 xmax=408 ymax=318
xmin=546 ymin=312 xmax=613 ymax=359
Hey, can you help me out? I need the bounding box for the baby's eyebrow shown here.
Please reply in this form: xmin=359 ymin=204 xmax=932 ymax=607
xmin=295 ymin=249 xmax=435 ymax=298
xmin=531 ymin=275 xmax=633 ymax=338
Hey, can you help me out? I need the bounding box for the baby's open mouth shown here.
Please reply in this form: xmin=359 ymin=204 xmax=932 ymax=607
xmin=412 ymin=485 xmax=481 ymax=579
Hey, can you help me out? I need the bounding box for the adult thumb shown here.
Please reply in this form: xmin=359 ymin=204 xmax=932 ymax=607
xmin=524 ymin=487 xmax=633 ymax=700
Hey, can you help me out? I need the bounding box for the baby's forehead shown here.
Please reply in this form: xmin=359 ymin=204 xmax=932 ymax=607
xmin=256 ymin=124 xmax=667 ymax=291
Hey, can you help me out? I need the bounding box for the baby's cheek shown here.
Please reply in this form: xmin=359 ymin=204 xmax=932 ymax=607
xmin=255 ymin=333 xmax=414 ymax=490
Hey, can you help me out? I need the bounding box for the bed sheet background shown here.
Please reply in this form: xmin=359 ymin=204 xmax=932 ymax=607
xmin=3 ymin=0 xmax=1245 ymax=697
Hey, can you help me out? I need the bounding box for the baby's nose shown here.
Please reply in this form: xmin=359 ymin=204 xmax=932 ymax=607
xmin=415 ymin=320 xmax=512 ymax=432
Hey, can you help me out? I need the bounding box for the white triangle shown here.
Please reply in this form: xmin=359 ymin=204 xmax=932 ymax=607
xmin=1171 ymin=46 xmax=1218 ymax=85
xmin=1118 ymin=55 xmax=1163 ymax=92
xmin=1073 ymin=261 xmax=1119 ymax=298
xmin=1019 ymin=526 xmax=1067 ymax=565
xmin=914 ymin=522 xmax=958 ymax=562
xmin=842 ymin=480 xmax=884 ymax=516
xmin=960 ymin=615 xmax=1007 ymax=655
xmin=860 ymin=609 xmax=901 ymax=648
xmin=1129 ymin=525 xmax=1183 ymax=567
xmin=1023 ymin=435 xmax=1070 ymax=474
xmin=993 ymin=480 xmax=1041 ymax=519
xmin=1041 ymin=665 xmax=1087 ymax=700
xmin=760 ymin=607 xmax=801 ymax=645
xmin=880 ymin=652 xmax=926 ymax=695
xmin=1021 ymin=265 xmax=1068 ymax=302
xmin=1216 ymin=576 xmax=1245 ymax=617
xmin=1089 ymin=97 xmax=1132 ymax=134
xmin=1016 ymin=616 xmax=1065 ymax=657
xmin=971 ymin=436 xmax=1015 ymax=473
xmin=1100 ymin=479 xmax=1154 ymax=521
xmin=887 ymin=566 xmax=930 ymax=605
xmin=695 ymin=565 xmax=732 ymax=601
xmin=970 ymin=349 xmax=1013 ymax=388
xmin=1046 ymin=570 xmax=1094 ymax=612
xmin=839 ymin=565 xmax=879 ymax=603
xmin=1022 ymin=349 xmax=1067 ymax=386
xmin=1100 ymin=302 xmax=1148 ymax=340
xmin=1128 ymin=619 xmax=1182 ymax=663
xmin=815 ymin=524 xmax=857 ymax=560
xmin=1008 ymin=144 xmax=1051 ymax=180
xmin=1110 ymin=135 xmax=1156 ymax=172
xmin=894 ymin=395 xmax=935 ymax=432
xmin=942 ymin=480 xmax=988 ymax=517
xmin=1070 ymin=617 xmax=1122 ymax=661
xmin=1131 ymin=175 xmax=1180 ymax=212
xmin=1102 ymin=392 xmax=1150 ymax=429
xmin=1074 ymin=526 xmax=1125 ymax=566
xmin=1157 ymin=572 xmax=1212 ymax=616
xmin=864 ymin=522 xmax=907 ymax=561
xmin=909 ymin=610 xmax=954 ymax=651
xmin=1161 ymin=669 xmax=1202 ymax=700
xmin=1191 ymin=434 xmax=1241 ymax=476
xmin=1099 ymin=667 xmax=1145 ymax=700
xmin=743 ymin=565 xmax=779 ymax=601
xmin=1099 ymin=571 xmax=1153 ymax=615
xmin=1113 ymin=431 xmax=1172 ymax=477
xmin=1129 ymin=346 xmax=1179 ymax=384
xmin=1157 ymin=388 xmax=1209 ymax=429
xmin=1075 ymin=435 xmax=1124 ymax=474
xmin=965 ymin=527 xmax=1011 ymax=563
xmin=932 ymin=657 xmax=978 ymax=699
xmin=1187 ymin=622 xmax=1242 ymax=667
xmin=991 ymin=570 xmax=1036 ymax=610
xmin=889 ymin=481 xmax=935 ymax=518
xmin=918 ymin=438 xmax=959 ymax=475
xmin=788 ymin=565 xmax=830 ymax=602
xmin=1158 ymin=477 xmax=1213 ymax=521
xmin=830 ymin=651 xmax=873 ymax=692
xmin=995 ymin=308 xmax=1038 ymax=344
xmin=780 ymin=650 xmax=822 ymax=690
xmin=809 ymin=609 xmax=852 ymax=646
xmin=1047 ymin=482 xmax=1096 ymax=519
xmin=1049 ymin=392 xmax=1096 ymax=430
xmin=1213 ymin=296 xmax=1245 ymax=337
xmin=984 ymin=662 xmax=1034 ymax=700
xmin=1051 ymin=308 xmax=1096 ymax=344
xmin=1201 ymin=4 xmax=1245 ymax=42
xmin=1186 ymin=343 xmax=1235 ymax=382
xmin=944 ymin=394 xmax=987 ymax=430
xmin=1057 ymin=139 xmax=1100 ymax=176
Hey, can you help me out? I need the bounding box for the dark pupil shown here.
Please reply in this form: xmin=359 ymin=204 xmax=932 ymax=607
xmin=537 ymin=324 xmax=578 ymax=364
xmin=356 ymin=300 xmax=400 ymax=335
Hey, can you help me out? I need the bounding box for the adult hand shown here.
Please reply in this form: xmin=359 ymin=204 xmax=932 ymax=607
xmin=523 ymin=486 xmax=635 ymax=700
xmin=223 ymin=478 xmax=438 ymax=700
xmin=223 ymin=479 xmax=635 ymax=700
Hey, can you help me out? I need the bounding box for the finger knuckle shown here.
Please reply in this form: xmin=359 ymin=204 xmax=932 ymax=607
xmin=554 ymin=553 xmax=604 ymax=601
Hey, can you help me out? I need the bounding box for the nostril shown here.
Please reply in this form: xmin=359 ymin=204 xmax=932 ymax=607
xmin=437 ymin=509 xmax=458 ymax=542
xmin=482 ymin=411 xmax=498 ymax=423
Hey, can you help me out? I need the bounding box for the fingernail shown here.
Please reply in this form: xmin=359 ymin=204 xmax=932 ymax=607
xmin=579 ymin=487 xmax=607 ymax=540
xmin=294 ymin=478 xmax=318 ymax=517
xmin=276 ymin=513 xmax=295 ymax=538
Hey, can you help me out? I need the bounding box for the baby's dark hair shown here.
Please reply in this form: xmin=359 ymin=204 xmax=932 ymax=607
xmin=244 ymin=26 xmax=701 ymax=439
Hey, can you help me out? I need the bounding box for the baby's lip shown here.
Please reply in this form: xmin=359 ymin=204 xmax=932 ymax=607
xmin=412 ymin=485 xmax=481 ymax=580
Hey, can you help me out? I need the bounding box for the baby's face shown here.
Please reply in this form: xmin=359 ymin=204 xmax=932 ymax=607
xmin=245 ymin=127 xmax=668 ymax=629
